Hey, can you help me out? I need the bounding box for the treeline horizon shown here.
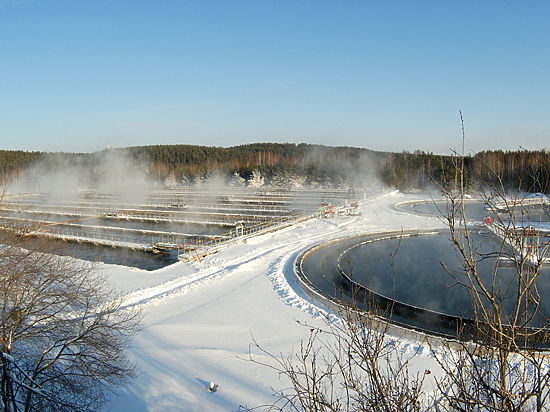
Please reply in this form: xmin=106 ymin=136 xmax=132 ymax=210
xmin=0 ymin=143 xmax=548 ymax=193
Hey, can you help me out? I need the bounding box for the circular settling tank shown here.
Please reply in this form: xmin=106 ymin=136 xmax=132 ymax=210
xmin=296 ymin=229 xmax=550 ymax=342
xmin=396 ymin=198 xmax=550 ymax=226
xmin=395 ymin=199 xmax=491 ymax=220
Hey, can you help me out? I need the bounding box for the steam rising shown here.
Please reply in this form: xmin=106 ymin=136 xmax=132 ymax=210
xmin=0 ymin=145 xmax=388 ymax=272
xmin=9 ymin=150 xmax=152 ymax=205
xmin=6 ymin=145 xmax=386 ymax=199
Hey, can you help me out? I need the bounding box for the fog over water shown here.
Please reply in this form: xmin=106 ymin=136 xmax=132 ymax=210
xmin=2 ymin=149 xmax=371 ymax=269
xmin=340 ymin=231 xmax=550 ymax=326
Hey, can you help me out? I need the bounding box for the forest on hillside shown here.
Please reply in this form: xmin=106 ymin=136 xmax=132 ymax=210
xmin=381 ymin=149 xmax=550 ymax=193
xmin=0 ymin=144 xmax=548 ymax=193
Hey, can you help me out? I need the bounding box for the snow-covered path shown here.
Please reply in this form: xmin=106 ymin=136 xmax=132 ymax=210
xmin=105 ymin=192 xmax=446 ymax=411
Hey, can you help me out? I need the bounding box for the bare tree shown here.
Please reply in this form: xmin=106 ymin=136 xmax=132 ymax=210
xmin=0 ymin=233 xmax=140 ymax=411
xmin=244 ymin=293 xmax=434 ymax=412
xmin=433 ymin=112 xmax=550 ymax=411
xmin=247 ymin=114 xmax=550 ymax=411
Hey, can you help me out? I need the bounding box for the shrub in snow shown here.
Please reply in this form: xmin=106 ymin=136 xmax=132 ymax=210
xmin=229 ymin=171 xmax=246 ymax=187
xmin=248 ymin=169 xmax=264 ymax=188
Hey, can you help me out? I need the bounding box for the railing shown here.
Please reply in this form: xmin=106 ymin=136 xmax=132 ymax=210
xmin=485 ymin=221 xmax=549 ymax=266
xmin=177 ymin=201 xmax=351 ymax=261
xmin=1 ymin=187 xmax=365 ymax=258
xmin=295 ymin=230 xmax=550 ymax=349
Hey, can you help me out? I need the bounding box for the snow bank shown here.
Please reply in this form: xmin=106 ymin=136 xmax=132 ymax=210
xmin=107 ymin=192 xmax=447 ymax=411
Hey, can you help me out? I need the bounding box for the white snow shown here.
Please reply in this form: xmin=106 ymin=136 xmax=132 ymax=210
xmin=104 ymin=191 xmax=447 ymax=411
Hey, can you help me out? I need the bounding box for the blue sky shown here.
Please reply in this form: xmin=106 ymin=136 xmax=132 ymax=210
xmin=1 ymin=0 xmax=548 ymax=154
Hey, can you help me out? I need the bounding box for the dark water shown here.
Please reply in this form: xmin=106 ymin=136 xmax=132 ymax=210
xmin=400 ymin=199 xmax=550 ymax=224
xmin=17 ymin=238 xmax=178 ymax=271
xmin=301 ymin=231 xmax=550 ymax=329
xmin=1 ymin=212 xmax=231 ymax=235
xmin=4 ymin=187 xmax=364 ymax=271
xmin=1 ymin=215 xmax=229 ymax=270
xmin=399 ymin=200 xmax=492 ymax=220
xmin=499 ymin=204 xmax=550 ymax=224
xmin=59 ymin=243 xmax=178 ymax=270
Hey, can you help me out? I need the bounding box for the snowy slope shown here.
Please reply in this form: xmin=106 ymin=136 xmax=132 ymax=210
xmin=104 ymin=192 xmax=446 ymax=411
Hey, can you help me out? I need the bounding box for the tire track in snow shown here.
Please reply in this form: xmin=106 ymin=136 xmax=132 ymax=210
xmin=119 ymin=219 xmax=360 ymax=310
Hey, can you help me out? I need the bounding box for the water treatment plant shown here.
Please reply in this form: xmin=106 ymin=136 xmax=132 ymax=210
xmin=0 ymin=186 xmax=362 ymax=269
xmin=3 ymin=184 xmax=550 ymax=343
xmin=295 ymin=196 xmax=550 ymax=344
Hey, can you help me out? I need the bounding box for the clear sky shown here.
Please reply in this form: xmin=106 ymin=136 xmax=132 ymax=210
xmin=1 ymin=0 xmax=548 ymax=155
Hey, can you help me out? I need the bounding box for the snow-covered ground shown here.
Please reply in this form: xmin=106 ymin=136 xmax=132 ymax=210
xmin=103 ymin=191 xmax=447 ymax=411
